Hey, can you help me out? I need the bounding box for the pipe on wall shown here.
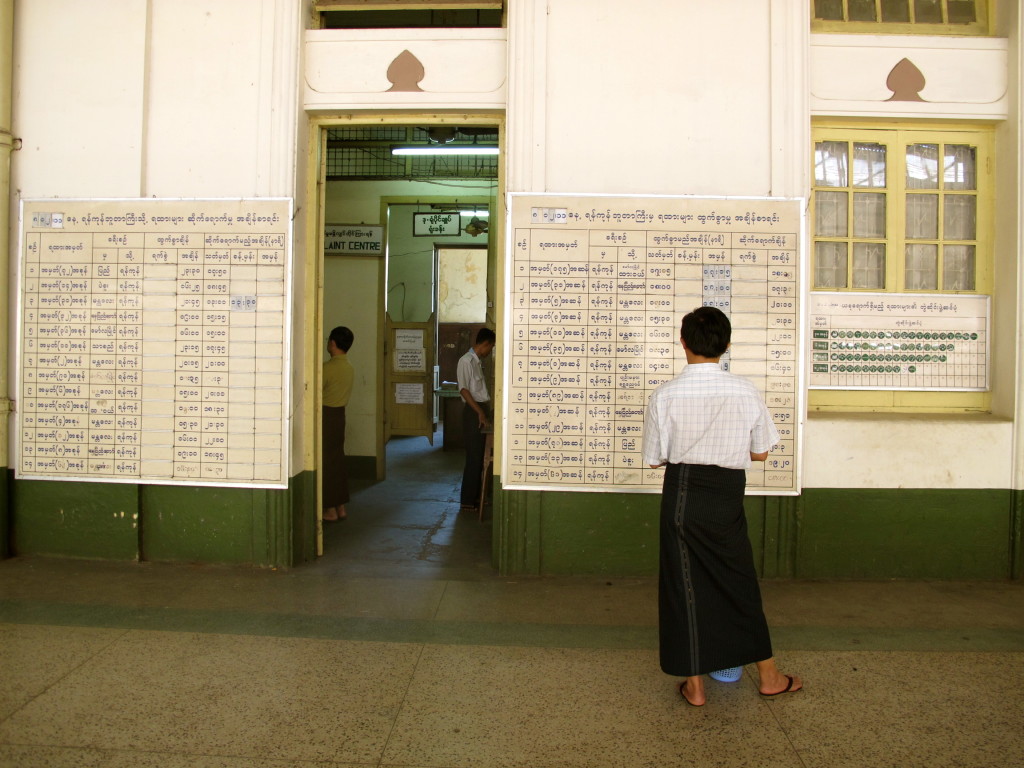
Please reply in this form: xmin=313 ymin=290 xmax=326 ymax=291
xmin=0 ymin=0 xmax=14 ymax=475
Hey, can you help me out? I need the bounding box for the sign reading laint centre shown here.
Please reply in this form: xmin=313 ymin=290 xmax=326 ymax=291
xmin=17 ymin=198 xmax=293 ymax=488
xmin=505 ymin=194 xmax=804 ymax=495
xmin=324 ymin=224 xmax=383 ymax=255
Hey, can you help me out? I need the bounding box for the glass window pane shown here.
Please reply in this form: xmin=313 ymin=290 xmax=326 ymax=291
xmin=815 ymin=141 xmax=848 ymax=187
xmin=815 ymin=191 xmax=849 ymax=237
xmin=906 ymin=144 xmax=939 ymax=189
xmin=914 ymin=0 xmax=943 ymax=22
xmin=944 ymin=195 xmax=977 ymax=240
xmin=853 ymin=192 xmax=886 ymax=238
xmin=947 ymin=0 xmax=976 ymax=23
xmin=815 ymin=0 xmax=845 ymax=19
xmin=943 ymin=144 xmax=976 ymax=190
xmin=906 ymin=194 xmax=938 ymax=239
xmin=853 ymin=243 xmax=886 ymax=289
xmin=881 ymin=0 xmax=911 ymax=21
xmin=905 ymin=244 xmax=938 ymax=290
xmin=815 ymin=242 xmax=849 ymax=289
xmin=853 ymin=143 xmax=886 ymax=188
xmin=943 ymin=245 xmax=975 ymax=290
xmin=849 ymin=0 xmax=877 ymax=20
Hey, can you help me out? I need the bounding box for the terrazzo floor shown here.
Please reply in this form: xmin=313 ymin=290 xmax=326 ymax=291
xmin=1 ymin=434 xmax=1022 ymax=767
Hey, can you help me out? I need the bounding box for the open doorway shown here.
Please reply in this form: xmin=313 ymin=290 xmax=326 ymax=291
xmin=316 ymin=122 xmax=499 ymax=573
xmin=384 ymin=207 xmax=491 ymax=450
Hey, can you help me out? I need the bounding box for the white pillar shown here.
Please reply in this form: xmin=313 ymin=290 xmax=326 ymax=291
xmin=769 ymin=0 xmax=811 ymax=200
xmin=506 ymin=0 xmax=548 ymax=193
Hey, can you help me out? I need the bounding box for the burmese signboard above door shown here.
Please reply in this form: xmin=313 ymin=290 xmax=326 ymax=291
xmin=413 ymin=212 xmax=461 ymax=237
xmin=324 ymin=225 xmax=383 ymax=255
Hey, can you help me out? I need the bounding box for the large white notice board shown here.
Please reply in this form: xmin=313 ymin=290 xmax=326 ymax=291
xmin=505 ymin=194 xmax=804 ymax=495
xmin=16 ymin=198 xmax=292 ymax=488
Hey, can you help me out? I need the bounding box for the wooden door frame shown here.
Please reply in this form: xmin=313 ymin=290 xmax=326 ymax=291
xmin=309 ymin=114 xmax=504 ymax=528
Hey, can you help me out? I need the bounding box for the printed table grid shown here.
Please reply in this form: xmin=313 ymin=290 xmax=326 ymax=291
xmin=506 ymin=201 xmax=801 ymax=495
xmin=18 ymin=201 xmax=290 ymax=487
xmin=808 ymin=293 xmax=990 ymax=392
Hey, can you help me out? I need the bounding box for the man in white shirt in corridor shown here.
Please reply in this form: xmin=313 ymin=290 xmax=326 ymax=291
xmin=457 ymin=327 xmax=496 ymax=512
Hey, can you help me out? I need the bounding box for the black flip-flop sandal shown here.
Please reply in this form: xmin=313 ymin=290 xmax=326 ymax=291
xmin=677 ymin=681 xmax=705 ymax=707
xmin=760 ymin=674 xmax=800 ymax=697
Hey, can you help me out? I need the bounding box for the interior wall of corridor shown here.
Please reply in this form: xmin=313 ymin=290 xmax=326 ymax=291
xmin=322 ymin=180 xmax=496 ymax=462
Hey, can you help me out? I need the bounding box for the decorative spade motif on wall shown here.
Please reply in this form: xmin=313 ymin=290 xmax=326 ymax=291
xmin=886 ymin=58 xmax=926 ymax=102
xmin=387 ymin=50 xmax=425 ymax=92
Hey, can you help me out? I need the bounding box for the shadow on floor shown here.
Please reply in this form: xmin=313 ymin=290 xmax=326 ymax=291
xmin=315 ymin=429 xmax=494 ymax=580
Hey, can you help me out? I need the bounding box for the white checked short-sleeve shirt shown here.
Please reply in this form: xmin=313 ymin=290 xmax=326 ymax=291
xmin=641 ymin=363 xmax=779 ymax=470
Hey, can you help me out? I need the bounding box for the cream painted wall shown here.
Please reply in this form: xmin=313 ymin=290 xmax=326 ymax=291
xmin=11 ymin=0 xmax=295 ymax=197
xmin=323 ymin=256 xmax=378 ymax=458
xmin=543 ymin=0 xmax=773 ymax=197
xmin=809 ymin=34 xmax=1008 ymax=119
xmin=804 ymin=27 xmax=1018 ymax=489
xmin=992 ymin=115 xmax=1021 ymax=421
xmin=11 ymin=1 xmax=147 ymax=197
xmin=144 ymin=1 xmax=263 ymax=195
xmin=6 ymin=0 xmax=1019 ymax=494
xmin=803 ymin=414 xmax=1013 ymax=489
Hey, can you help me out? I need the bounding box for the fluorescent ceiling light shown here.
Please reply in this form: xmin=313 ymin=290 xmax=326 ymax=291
xmin=391 ymin=146 xmax=499 ymax=156
xmin=460 ymin=210 xmax=489 ymax=218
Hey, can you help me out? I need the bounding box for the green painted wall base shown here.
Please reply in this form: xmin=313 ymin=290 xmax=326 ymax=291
xmin=795 ymin=488 xmax=1013 ymax=579
xmin=10 ymin=476 xmax=139 ymax=560
xmin=0 ymin=468 xmax=9 ymax=559
xmin=494 ymin=479 xmax=1018 ymax=580
xmin=6 ymin=467 xmax=1018 ymax=580
xmin=6 ymin=470 xmax=316 ymax=568
xmin=1013 ymin=489 xmax=1023 ymax=580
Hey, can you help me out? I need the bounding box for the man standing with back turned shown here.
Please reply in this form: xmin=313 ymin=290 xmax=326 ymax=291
xmin=457 ymin=327 xmax=496 ymax=512
xmin=642 ymin=306 xmax=802 ymax=707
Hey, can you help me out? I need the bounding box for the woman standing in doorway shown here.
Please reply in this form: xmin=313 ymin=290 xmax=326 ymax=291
xmin=322 ymin=326 xmax=354 ymax=522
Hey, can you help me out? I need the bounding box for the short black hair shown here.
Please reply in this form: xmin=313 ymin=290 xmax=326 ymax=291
xmin=681 ymin=307 xmax=730 ymax=358
xmin=475 ymin=327 xmax=496 ymax=345
xmin=329 ymin=326 xmax=354 ymax=353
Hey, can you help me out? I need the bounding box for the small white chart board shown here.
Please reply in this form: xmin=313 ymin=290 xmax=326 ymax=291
xmin=808 ymin=292 xmax=990 ymax=391
xmin=16 ymin=198 xmax=293 ymax=488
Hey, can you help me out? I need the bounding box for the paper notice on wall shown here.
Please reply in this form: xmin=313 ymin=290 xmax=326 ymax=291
xmin=505 ymin=193 xmax=803 ymax=495
xmin=395 ymin=329 xmax=423 ymax=349
xmin=395 ymin=383 xmax=424 ymax=404
xmin=16 ymin=197 xmax=292 ymax=489
xmin=808 ymin=292 xmax=989 ymax=391
xmin=395 ymin=348 xmax=425 ymax=372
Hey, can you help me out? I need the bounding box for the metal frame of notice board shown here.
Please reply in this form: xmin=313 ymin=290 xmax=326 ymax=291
xmin=14 ymin=197 xmax=294 ymax=489
xmin=503 ymin=192 xmax=807 ymax=497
